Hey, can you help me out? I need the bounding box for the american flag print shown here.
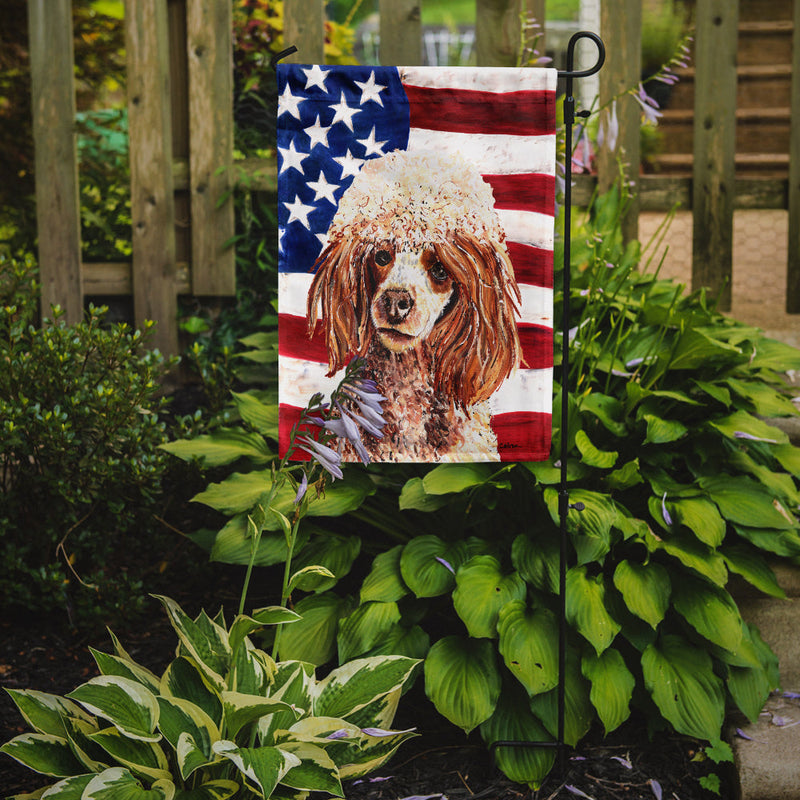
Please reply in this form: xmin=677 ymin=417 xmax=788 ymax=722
xmin=277 ymin=64 xmax=556 ymax=463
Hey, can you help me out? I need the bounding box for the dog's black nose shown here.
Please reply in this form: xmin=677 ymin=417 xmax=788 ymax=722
xmin=382 ymin=289 xmax=414 ymax=323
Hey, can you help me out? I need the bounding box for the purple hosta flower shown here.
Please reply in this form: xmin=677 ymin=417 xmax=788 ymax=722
xmin=352 ymin=776 xmax=394 ymax=786
xmin=734 ymin=431 xmax=779 ymax=444
xmin=295 ymin=435 xmax=344 ymax=480
xmin=735 ymin=728 xmax=756 ymax=741
xmin=598 ymin=100 xmax=619 ymax=153
xmin=611 ymin=755 xmax=633 ymax=769
xmin=435 ymin=556 xmax=455 ymax=574
xmin=362 ymin=726 xmax=416 ymax=737
xmin=565 ymin=786 xmax=595 ymax=799
xmin=783 ymin=691 xmax=800 ymax=699
xmin=572 ymin=124 xmax=593 ymax=173
xmin=396 ymin=795 xmax=447 ymax=800
xmin=649 ymin=779 xmax=663 ymax=800
xmin=326 ymin=729 xmax=351 ymax=740
xmin=661 ymin=492 xmax=673 ymax=526
xmin=634 ymin=83 xmax=662 ymax=125
xmin=293 ymin=472 xmax=308 ymax=505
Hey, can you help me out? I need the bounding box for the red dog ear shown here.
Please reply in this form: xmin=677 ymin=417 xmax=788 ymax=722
xmin=431 ymin=232 xmax=522 ymax=408
xmin=307 ymin=238 xmax=373 ymax=375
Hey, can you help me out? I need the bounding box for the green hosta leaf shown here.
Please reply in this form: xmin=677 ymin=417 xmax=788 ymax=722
xmin=566 ymin=566 xmax=621 ymax=655
xmin=337 ymin=601 xmax=402 ymax=662
xmin=399 ymin=536 xmax=468 ymax=598
xmin=0 ymin=733 xmax=85 ymax=777
xmin=497 ymin=601 xmax=558 ymax=696
xmin=511 ymin=533 xmax=559 ymax=593
xmin=276 ymin=741 xmax=343 ymax=796
xmin=82 ymin=768 xmax=174 ymax=799
xmin=221 ymin=692 xmax=297 ymax=740
xmin=291 ymin=535 xmax=361 ymax=592
xmin=725 ymin=378 xmax=799 ymax=417
xmin=212 ymin=741 xmax=299 ymax=797
xmin=4 ymin=690 xmax=93 ymax=737
xmin=642 ymin=634 xmax=725 ymax=741
xmin=288 ymin=565 xmax=336 ymax=594
xmin=709 ymin=409 xmax=788 ymax=445
xmin=544 ymin=488 xmax=617 ymax=540
xmin=160 ymin=658 xmax=222 ymax=727
xmin=314 ymin=656 xmax=420 ymax=721
xmin=160 ymin=428 xmax=272 ymax=467
xmin=721 ymin=543 xmax=786 ymax=598
xmin=733 ymin=524 xmax=800 ymax=558
xmin=231 ymin=391 xmax=279 ymax=438
xmin=693 ymin=379 xmax=732 ymax=407
xmin=480 ymin=681 xmax=555 ymax=789
xmin=727 ymin=663 xmax=772 ymax=723
xmin=90 ymin=650 xmax=161 ymax=694
xmin=424 ymin=636 xmax=501 ymax=734
xmin=362 ymin=624 xmax=430 ymax=660
xmin=360 ymin=545 xmax=409 ymax=603
xmin=649 ymin=528 xmax=728 ymax=586
xmin=643 ymin=414 xmax=688 ymax=444
xmin=277 ymin=592 xmax=352 ymax=665
xmin=88 ymin=728 xmax=170 ymax=782
xmin=452 ymin=556 xmax=526 ymax=639
xmin=575 ymin=429 xmax=618 ymax=468
xmin=421 ymin=463 xmax=494 ymax=494
xmin=398 ymin=477 xmax=451 ymax=511
xmin=581 ymin=649 xmax=635 ymax=735
xmin=772 ymin=443 xmax=800 ymax=477
xmin=669 ymin=496 xmax=726 ymax=547
xmin=192 ymin=471 xmax=273 ymax=514
xmin=700 ymin=475 xmax=797 ymax=529
xmin=580 ymin=392 xmax=627 ymax=436
xmin=606 ymin=459 xmax=644 ymax=491
xmin=668 ymin=328 xmax=742 ymax=371
xmin=748 ymin=337 xmax=800 ymax=371
xmin=672 ymin=575 xmax=743 ymax=653
xmin=208 ymin=515 xmax=300 ymax=567
xmin=67 ymin=676 xmax=160 ymax=742
xmin=612 ymin=560 xmax=670 ymax=629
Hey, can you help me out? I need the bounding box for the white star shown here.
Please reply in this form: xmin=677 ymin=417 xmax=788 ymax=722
xmin=357 ymin=126 xmax=388 ymax=157
xmin=277 ymin=84 xmax=303 ymax=119
xmin=302 ymin=64 xmax=328 ymax=92
xmin=355 ymin=72 xmax=387 ymax=106
xmin=329 ymin=92 xmax=360 ymax=131
xmin=304 ymin=115 xmax=331 ymax=149
xmin=278 ymin=139 xmax=308 ymax=174
xmin=333 ymin=149 xmax=364 ymax=179
xmin=307 ymin=171 xmax=339 ymax=204
xmin=284 ymin=196 xmax=316 ymax=228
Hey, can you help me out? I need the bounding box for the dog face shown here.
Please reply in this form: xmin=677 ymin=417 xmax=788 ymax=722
xmin=368 ymin=245 xmax=455 ymax=353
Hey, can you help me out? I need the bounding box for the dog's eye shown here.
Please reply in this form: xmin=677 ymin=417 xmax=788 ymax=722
xmin=429 ymin=262 xmax=449 ymax=283
xmin=374 ymin=249 xmax=392 ymax=266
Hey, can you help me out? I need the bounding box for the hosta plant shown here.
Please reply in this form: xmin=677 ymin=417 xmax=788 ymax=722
xmin=0 ymin=595 xmax=419 ymax=800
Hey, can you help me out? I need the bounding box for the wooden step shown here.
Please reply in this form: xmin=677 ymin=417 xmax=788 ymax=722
xmin=737 ymin=0 xmax=794 ymax=22
xmin=738 ymin=20 xmax=794 ymax=66
xmin=649 ymin=152 xmax=789 ymax=178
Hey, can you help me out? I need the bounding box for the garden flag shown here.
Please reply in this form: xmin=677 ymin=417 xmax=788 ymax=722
xmin=277 ymin=64 xmax=556 ymax=463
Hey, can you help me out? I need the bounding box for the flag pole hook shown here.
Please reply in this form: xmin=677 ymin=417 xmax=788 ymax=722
xmin=490 ymin=30 xmax=605 ymax=779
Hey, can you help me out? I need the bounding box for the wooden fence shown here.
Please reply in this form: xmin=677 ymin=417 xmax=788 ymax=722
xmin=27 ymin=0 xmax=800 ymax=355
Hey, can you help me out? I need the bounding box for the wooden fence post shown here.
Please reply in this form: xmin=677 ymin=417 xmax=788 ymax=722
xmin=126 ymin=0 xmax=179 ymax=356
xmin=379 ymin=0 xmax=421 ymax=66
xmin=597 ymin=0 xmax=641 ymax=244
xmin=787 ymin=0 xmax=800 ymax=313
xmin=284 ymin=0 xmax=325 ymax=63
xmin=692 ymin=0 xmax=738 ymax=311
xmin=475 ymin=0 xmax=538 ymax=67
xmin=28 ymin=0 xmax=83 ymax=324
xmin=187 ymin=0 xmax=235 ymax=295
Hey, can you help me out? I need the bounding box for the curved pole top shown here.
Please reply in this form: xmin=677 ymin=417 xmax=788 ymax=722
xmin=558 ymin=31 xmax=605 ymax=80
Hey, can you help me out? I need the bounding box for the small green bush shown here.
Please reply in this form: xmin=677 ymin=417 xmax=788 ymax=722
xmin=0 ymin=253 xmax=174 ymax=623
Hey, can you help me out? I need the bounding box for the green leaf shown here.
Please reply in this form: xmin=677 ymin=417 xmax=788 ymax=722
xmin=221 ymin=692 xmax=297 ymax=740
xmin=641 ymin=634 xmax=725 ymax=741
xmin=612 ymin=560 xmax=670 ymax=629
xmin=4 ymin=689 xmax=93 ymax=737
xmin=733 ymin=524 xmax=800 ymax=558
xmin=643 ymin=414 xmax=688 ymax=444
xmin=672 ymin=575 xmax=743 ymax=653
xmin=421 ymin=463 xmax=494 ymax=494
xmin=277 ymin=593 xmax=351 ymax=665
xmin=424 ymin=636 xmax=501 ymax=734
xmin=360 ymin=545 xmax=409 ymax=603
xmin=173 ymin=780 xmax=239 ymax=800
xmin=748 ymin=337 xmax=800 ymax=371
xmin=0 ymin=733 xmax=85 ymax=777
xmin=693 ymin=380 xmax=731 ymax=407
xmin=362 ymin=624 xmax=430 ymax=660
xmin=160 ymin=428 xmax=272 ymax=467
xmin=159 ymin=658 xmax=222 ymax=727
xmin=727 ymin=662 xmax=772 ymax=724
xmin=291 ymin=535 xmax=361 ymax=592
xmin=231 ymin=391 xmax=279 ymax=438
xmin=337 ymin=601 xmax=402 ymax=662
xmin=82 ymin=768 xmax=174 ymax=799
xmin=721 ymin=543 xmax=786 ymax=598
xmin=669 ymin=496 xmax=726 ymax=548
xmin=192 ymin=471 xmax=275 ymax=515
xmin=276 ymin=741 xmax=343 ymax=796
xmin=700 ymin=475 xmax=797 ymax=530
xmin=398 ymin=477 xmax=451 ymax=511
xmin=28 ymin=773 xmax=94 ymax=798
xmin=580 ymin=392 xmax=627 ymax=436
xmin=575 ymin=430 xmax=618 ymax=468
xmin=648 ymin=528 xmax=728 ymax=586
xmin=88 ymin=727 xmax=170 ymax=782
xmin=606 ymin=459 xmax=644 ymax=491
xmin=581 ymin=649 xmax=635 ymax=734
xmin=228 ymin=609 xmax=300 ymax=656
xmin=497 ymin=601 xmax=559 ymax=696
xmin=67 ymin=676 xmax=160 ymax=742
xmin=208 ymin=516 xmax=296 ymax=567
xmin=566 ymin=566 xmax=621 ymax=655
xmin=772 ymin=443 xmax=800 ymax=477
xmin=452 ymin=556 xmax=526 ymax=639
xmin=480 ymin=681 xmax=555 ymax=789
xmin=708 ymin=410 xmax=788 ymax=445
xmin=511 ymin=533 xmax=559 ymax=593
xmin=90 ymin=650 xmax=161 ymax=694
xmin=668 ymin=328 xmax=743 ymax=371
xmin=725 ymin=378 xmax=799 ymax=417
xmin=156 ymin=696 xmax=219 ymax=778
xmin=212 ymin=741 xmax=299 ymax=797
xmin=399 ymin=536 xmax=468 ymax=598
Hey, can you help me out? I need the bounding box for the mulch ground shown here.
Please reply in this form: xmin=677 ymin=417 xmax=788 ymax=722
xmin=0 ymin=581 xmax=732 ymax=800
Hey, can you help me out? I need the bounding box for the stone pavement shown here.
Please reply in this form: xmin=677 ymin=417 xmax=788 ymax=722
xmin=638 ymin=209 xmax=800 ymax=799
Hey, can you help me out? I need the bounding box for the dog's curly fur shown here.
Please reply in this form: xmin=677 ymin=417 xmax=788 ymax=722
xmin=307 ymin=150 xmax=522 ymax=462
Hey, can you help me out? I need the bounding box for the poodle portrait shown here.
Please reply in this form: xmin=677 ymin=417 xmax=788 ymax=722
xmin=307 ymin=149 xmax=522 ymax=462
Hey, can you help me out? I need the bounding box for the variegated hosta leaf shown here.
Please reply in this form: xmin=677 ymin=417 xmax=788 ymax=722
xmin=452 ymin=556 xmax=526 ymax=639
xmin=337 ymin=601 xmax=401 ymax=663
xmin=612 ymin=560 xmax=670 ymax=629
xmin=230 ymin=640 xmax=276 ymax=696
xmin=81 ymin=767 xmax=174 ymax=799
xmin=61 ymin=716 xmax=107 ymax=773
xmin=221 ymin=691 xmax=299 ymax=740
xmin=424 ymin=636 xmax=501 ymax=734
xmin=565 ymin=566 xmax=621 ymax=655
xmin=0 ymin=732 xmax=85 ymax=777
xmin=156 ymin=696 xmax=219 ymax=778
xmin=313 ymin=656 xmax=420 ymax=721
xmin=480 ymin=681 xmax=555 ymax=790
xmin=496 ymin=601 xmax=559 ymax=696
xmin=360 ymin=545 xmax=409 ymax=603
xmin=160 ymin=657 xmax=222 ymax=727
xmin=66 ymin=676 xmax=160 ymax=742
xmin=88 ymin=727 xmax=171 ymax=782
xmin=275 ymin=741 xmax=344 ymax=796
xmin=38 ymin=773 xmax=94 ymax=797
xmin=334 ymin=726 xmax=418 ymax=781
xmin=90 ymin=649 xmax=161 ymax=694
xmin=171 ymin=779 xmax=240 ymax=799
xmin=212 ymin=740 xmax=300 ymax=798
xmin=581 ymin=649 xmax=635 ymax=734
xmin=4 ymin=689 xmax=94 ymax=737
xmin=641 ymin=634 xmax=725 ymax=741
xmin=258 ymin=662 xmax=315 ymax=745
xmin=228 ymin=610 xmax=299 ymax=657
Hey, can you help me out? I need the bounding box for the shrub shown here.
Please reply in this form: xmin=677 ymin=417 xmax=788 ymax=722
xmin=0 ymin=253 xmax=174 ymax=623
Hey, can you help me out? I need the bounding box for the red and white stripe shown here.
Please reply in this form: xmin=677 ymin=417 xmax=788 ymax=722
xmin=279 ymin=66 xmax=556 ymax=462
